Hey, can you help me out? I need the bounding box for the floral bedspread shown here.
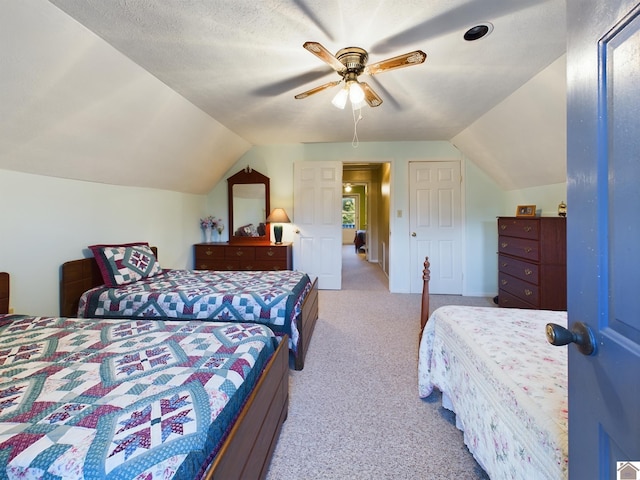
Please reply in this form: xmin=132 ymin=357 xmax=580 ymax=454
xmin=0 ymin=314 xmax=276 ymax=479
xmin=79 ymin=269 xmax=312 ymax=354
xmin=418 ymin=306 xmax=568 ymax=480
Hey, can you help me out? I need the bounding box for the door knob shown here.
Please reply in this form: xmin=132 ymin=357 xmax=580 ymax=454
xmin=545 ymin=322 xmax=597 ymax=356
xmin=411 ymin=232 xmax=417 ymax=237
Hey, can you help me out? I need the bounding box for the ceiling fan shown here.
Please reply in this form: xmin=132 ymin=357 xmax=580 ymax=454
xmin=294 ymin=42 xmax=426 ymax=109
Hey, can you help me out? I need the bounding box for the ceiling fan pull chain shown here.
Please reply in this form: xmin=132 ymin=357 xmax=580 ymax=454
xmin=351 ymin=107 xmax=363 ymax=148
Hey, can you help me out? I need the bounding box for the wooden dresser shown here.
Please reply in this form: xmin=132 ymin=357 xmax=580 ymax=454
xmin=497 ymin=217 xmax=566 ymax=310
xmin=194 ymin=243 xmax=292 ymax=271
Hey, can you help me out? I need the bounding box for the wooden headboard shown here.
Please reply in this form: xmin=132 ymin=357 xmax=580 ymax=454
xmin=60 ymin=247 xmax=158 ymax=318
xmin=0 ymin=272 xmax=9 ymax=315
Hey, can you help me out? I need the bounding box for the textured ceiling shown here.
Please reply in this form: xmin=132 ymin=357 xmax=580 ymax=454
xmin=49 ymin=0 xmax=566 ymax=146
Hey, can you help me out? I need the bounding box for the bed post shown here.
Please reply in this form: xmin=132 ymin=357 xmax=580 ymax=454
xmin=420 ymin=257 xmax=430 ymax=331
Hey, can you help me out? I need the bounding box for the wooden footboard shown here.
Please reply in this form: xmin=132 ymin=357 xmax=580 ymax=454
xmin=0 ymin=272 xmax=9 ymax=315
xmin=420 ymin=257 xmax=431 ymax=332
xmin=205 ymin=334 xmax=289 ymax=480
xmin=293 ymin=277 xmax=319 ymax=371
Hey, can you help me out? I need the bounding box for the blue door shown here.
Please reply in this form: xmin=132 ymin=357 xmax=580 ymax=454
xmin=566 ymin=0 xmax=640 ymax=477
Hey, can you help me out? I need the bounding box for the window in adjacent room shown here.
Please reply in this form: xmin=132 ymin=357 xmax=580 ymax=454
xmin=342 ymin=196 xmax=358 ymax=229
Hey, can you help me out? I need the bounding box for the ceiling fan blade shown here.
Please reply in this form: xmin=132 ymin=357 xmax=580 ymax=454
xmin=253 ymin=68 xmax=331 ymax=97
xmin=294 ymin=80 xmax=342 ymax=100
xmin=364 ymin=50 xmax=427 ymax=76
xmin=360 ymin=82 xmax=383 ymax=108
xmin=303 ymin=42 xmax=345 ymax=72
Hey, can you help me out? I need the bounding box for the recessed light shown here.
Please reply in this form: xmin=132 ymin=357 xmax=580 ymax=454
xmin=464 ymin=23 xmax=494 ymax=41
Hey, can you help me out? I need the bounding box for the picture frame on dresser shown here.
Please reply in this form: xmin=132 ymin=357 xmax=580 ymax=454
xmin=516 ymin=204 xmax=537 ymax=217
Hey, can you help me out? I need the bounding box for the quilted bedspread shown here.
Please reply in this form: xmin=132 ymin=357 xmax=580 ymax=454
xmin=0 ymin=314 xmax=277 ymax=479
xmin=78 ymin=269 xmax=312 ymax=354
xmin=418 ymin=306 xmax=568 ymax=480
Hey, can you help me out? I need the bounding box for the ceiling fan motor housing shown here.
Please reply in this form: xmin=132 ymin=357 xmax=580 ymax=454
xmin=335 ymin=47 xmax=368 ymax=74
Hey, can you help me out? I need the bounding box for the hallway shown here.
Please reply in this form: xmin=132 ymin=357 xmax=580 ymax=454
xmin=341 ymin=245 xmax=388 ymax=291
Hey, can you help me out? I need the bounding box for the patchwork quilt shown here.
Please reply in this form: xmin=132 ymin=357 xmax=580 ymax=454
xmin=0 ymin=314 xmax=277 ymax=479
xmin=78 ymin=269 xmax=313 ymax=354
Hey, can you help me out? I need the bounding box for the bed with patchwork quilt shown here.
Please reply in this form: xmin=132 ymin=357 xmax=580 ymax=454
xmin=0 ymin=312 xmax=289 ymax=479
xmin=60 ymin=243 xmax=319 ymax=370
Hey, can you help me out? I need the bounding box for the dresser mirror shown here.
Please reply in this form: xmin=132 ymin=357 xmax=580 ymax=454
xmin=227 ymin=167 xmax=270 ymax=244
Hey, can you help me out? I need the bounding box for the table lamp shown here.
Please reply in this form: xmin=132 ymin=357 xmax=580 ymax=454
xmin=266 ymin=208 xmax=290 ymax=244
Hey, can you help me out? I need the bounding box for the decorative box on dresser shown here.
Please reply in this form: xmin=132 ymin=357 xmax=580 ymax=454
xmin=194 ymin=242 xmax=292 ymax=271
xmin=497 ymin=216 xmax=566 ymax=310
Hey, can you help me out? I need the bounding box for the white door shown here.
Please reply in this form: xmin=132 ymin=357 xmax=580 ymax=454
xmin=293 ymin=161 xmax=343 ymax=289
xmin=409 ymin=161 xmax=462 ymax=294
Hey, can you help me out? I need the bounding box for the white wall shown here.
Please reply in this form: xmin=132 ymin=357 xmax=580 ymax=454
xmin=0 ymin=169 xmax=207 ymax=315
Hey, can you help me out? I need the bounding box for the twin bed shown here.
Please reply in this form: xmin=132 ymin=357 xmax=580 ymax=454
xmin=60 ymin=244 xmax=319 ymax=371
xmin=0 ymin=272 xmax=289 ymax=479
xmin=2 ymin=248 xmax=569 ymax=479
xmin=418 ymin=258 xmax=568 ymax=480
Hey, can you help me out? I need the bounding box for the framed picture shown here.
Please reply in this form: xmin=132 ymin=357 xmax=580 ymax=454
xmin=516 ymin=205 xmax=537 ymax=217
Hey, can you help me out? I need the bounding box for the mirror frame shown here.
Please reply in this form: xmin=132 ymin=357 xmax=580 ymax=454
xmin=227 ymin=167 xmax=270 ymax=244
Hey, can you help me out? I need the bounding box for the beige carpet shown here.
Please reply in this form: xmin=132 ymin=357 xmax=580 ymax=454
xmin=265 ymin=247 xmax=494 ymax=479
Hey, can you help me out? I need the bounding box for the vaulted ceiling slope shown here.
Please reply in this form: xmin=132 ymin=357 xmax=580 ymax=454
xmin=49 ymin=0 xmax=566 ymax=145
xmin=0 ymin=1 xmax=567 ymax=194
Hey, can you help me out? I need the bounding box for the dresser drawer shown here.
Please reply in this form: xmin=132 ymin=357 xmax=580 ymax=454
xmin=194 ymin=244 xmax=225 ymax=261
xmin=255 ymin=246 xmax=288 ymax=261
xmin=498 ymin=218 xmax=539 ymax=240
xmin=224 ymin=246 xmax=256 ymax=260
xmin=498 ymin=272 xmax=539 ymax=306
xmin=498 ymin=254 xmax=539 ymax=284
xmin=498 ymin=236 xmax=540 ymax=261
xmin=498 ymin=289 xmax=537 ymax=309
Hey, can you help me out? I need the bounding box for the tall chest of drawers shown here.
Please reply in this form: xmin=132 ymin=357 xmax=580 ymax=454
xmin=497 ymin=217 xmax=566 ymax=310
xmin=194 ymin=242 xmax=292 ymax=271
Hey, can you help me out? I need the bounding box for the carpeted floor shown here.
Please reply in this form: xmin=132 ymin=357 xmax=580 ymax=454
xmin=265 ymin=247 xmax=494 ymax=479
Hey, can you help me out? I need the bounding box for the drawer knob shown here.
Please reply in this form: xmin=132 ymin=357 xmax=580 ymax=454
xmin=524 ymin=268 xmax=532 ymax=275
xmin=206 ymin=250 xmax=213 ymax=256
xmin=524 ymin=247 xmax=532 ymax=253
xmin=523 ymin=226 xmax=532 ymax=232
xmin=501 ymin=279 xmax=508 ymax=285
xmin=267 ymin=250 xmax=274 ymax=257
xmin=500 ymin=225 xmax=506 ymax=230
xmin=501 ymin=262 xmax=508 ymax=267
xmin=524 ymin=289 xmax=533 ymax=296
xmin=501 ymin=242 xmax=508 ymax=248
xmin=236 ymin=251 xmax=243 ymax=256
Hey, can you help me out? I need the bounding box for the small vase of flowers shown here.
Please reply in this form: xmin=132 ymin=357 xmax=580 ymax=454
xmin=200 ymin=216 xmax=221 ymax=242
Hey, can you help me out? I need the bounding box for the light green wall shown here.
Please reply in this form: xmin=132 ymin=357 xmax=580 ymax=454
xmin=208 ymin=141 xmax=567 ymax=295
xmin=1 ymin=142 xmax=566 ymax=316
xmin=0 ymin=169 xmax=207 ymax=315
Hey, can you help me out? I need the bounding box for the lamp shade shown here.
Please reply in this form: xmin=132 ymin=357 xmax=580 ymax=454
xmin=266 ymin=208 xmax=291 ymax=224
xmin=266 ymin=208 xmax=290 ymax=244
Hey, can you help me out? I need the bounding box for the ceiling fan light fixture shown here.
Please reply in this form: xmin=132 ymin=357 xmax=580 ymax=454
xmin=331 ymin=86 xmax=349 ymax=109
xmin=348 ymin=81 xmax=365 ymax=105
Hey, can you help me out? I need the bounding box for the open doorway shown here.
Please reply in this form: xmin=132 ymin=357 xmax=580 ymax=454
xmin=342 ymin=162 xmax=390 ymax=289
